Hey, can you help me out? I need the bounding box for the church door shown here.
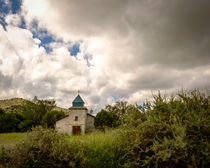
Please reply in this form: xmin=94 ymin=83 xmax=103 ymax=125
xmin=72 ymin=126 xmax=81 ymax=135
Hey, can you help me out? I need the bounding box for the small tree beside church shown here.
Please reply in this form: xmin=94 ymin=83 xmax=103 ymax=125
xmin=94 ymin=110 xmax=114 ymax=130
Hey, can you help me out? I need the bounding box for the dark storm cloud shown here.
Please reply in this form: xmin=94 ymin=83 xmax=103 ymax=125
xmin=128 ymin=0 xmax=210 ymax=68
xmin=46 ymin=0 xmax=210 ymax=69
xmin=128 ymin=73 xmax=175 ymax=91
xmin=48 ymin=0 xmax=129 ymax=36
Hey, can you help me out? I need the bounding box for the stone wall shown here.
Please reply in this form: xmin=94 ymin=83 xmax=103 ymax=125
xmin=56 ymin=116 xmax=69 ymax=134
xmin=86 ymin=114 xmax=95 ymax=133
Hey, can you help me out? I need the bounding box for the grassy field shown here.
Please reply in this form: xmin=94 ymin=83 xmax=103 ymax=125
xmin=0 ymin=132 xmax=27 ymax=148
xmin=0 ymin=129 xmax=119 ymax=148
xmin=68 ymin=129 xmax=118 ymax=143
xmin=0 ymin=128 xmax=125 ymax=168
xmin=67 ymin=129 xmax=121 ymax=150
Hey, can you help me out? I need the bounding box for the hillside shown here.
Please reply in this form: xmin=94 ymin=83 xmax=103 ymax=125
xmin=0 ymin=98 xmax=30 ymax=113
xmin=0 ymin=98 xmax=68 ymax=114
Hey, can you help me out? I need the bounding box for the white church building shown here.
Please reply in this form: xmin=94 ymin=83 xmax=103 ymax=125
xmin=55 ymin=94 xmax=95 ymax=135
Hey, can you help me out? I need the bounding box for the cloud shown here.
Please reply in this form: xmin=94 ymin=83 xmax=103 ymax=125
xmin=22 ymin=0 xmax=210 ymax=67
xmin=0 ymin=0 xmax=210 ymax=113
xmin=0 ymin=71 xmax=12 ymax=90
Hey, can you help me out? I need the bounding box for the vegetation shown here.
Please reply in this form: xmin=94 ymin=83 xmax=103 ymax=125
xmin=0 ymin=133 xmax=26 ymax=148
xmin=0 ymin=90 xmax=209 ymax=167
xmin=0 ymin=110 xmax=23 ymax=132
xmin=122 ymin=90 xmax=210 ymax=167
xmin=0 ymin=98 xmax=29 ymax=113
xmin=94 ymin=110 xmax=114 ymax=130
xmin=0 ymin=127 xmax=125 ymax=168
xmin=0 ymin=97 xmax=66 ymax=133
xmin=94 ymin=101 xmax=137 ymax=129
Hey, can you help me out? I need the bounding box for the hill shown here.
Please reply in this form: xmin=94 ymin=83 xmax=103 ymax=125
xmin=0 ymin=98 xmax=30 ymax=113
xmin=0 ymin=98 xmax=68 ymax=114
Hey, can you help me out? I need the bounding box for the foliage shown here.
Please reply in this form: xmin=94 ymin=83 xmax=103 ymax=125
xmin=18 ymin=120 xmax=36 ymax=132
xmin=106 ymin=101 xmax=137 ymax=126
xmin=0 ymin=127 xmax=84 ymax=168
xmin=94 ymin=110 xmax=114 ymax=130
xmin=0 ymin=127 xmax=126 ymax=168
xmin=0 ymin=97 xmax=65 ymax=133
xmin=0 ymin=112 xmax=23 ymax=133
xmin=0 ymin=90 xmax=209 ymax=168
xmin=95 ymin=101 xmax=138 ymax=129
xmin=122 ymin=90 xmax=210 ymax=167
xmin=41 ymin=110 xmax=65 ymax=128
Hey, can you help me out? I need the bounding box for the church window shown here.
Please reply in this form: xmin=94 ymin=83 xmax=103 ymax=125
xmin=75 ymin=116 xmax=78 ymax=121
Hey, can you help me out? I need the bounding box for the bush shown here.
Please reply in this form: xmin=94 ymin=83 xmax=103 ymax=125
xmin=122 ymin=90 xmax=210 ymax=167
xmin=0 ymin=127 xmax=85 ymax=168
xmin=0 ymin=127 xmax=127 ymax=168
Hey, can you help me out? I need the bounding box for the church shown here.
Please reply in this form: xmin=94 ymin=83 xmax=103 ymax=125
xmin=55 ymin=94 xmax=95 ymax=135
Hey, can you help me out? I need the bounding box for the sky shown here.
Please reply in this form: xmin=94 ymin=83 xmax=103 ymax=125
xmin=0 ymin=0 xmax=210 ymax=113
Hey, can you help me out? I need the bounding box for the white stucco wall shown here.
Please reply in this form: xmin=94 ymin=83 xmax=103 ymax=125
xmin=56 ymin=107 xmax=88 ymax=135
xmin=68 ymin=109 xmax=87 ymax=125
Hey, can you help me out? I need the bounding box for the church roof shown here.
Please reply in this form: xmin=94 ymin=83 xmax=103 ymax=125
xmin=72 ymin=94 xmax=85 ymax=107
xmin=73 ymin=94 xmax=84 ymax=103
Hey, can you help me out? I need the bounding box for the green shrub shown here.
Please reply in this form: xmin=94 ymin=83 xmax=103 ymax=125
xmin=0 ymin=127 xmax=129 ymax=168
xmin=122 ymin=90 xmax=210 ymax=168
xmin=0 ymin=127 xmax=85 ymax=168
xmin=79 ymin=129 xmax=128 ymax=168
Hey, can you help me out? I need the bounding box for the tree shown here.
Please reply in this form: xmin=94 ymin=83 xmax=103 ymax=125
xmin=94 ymin=110 xmax=114 ymax=130
xmin=104 ymin=101 xmax=138 ymax=126
xmin=0 ymin=97 xmax=65 ymax=132
xmin=0 ymin=113 xmax=22 ymax=133
xmin=20 ymin=98 xmax=59 ymax=130
xmin=18 ymin=119 xmax=35 ymax=132
xmin=41 ymin=110 xmax=65 ymax=128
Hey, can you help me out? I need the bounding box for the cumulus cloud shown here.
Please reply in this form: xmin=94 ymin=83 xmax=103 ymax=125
xmin=0 ymin=17 xmax=90 ymax=106
xmin=0 ymin=0 xmax=210 ymax=113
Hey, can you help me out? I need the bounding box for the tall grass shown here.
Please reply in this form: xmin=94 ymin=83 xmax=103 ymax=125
xmin=0 ymin=127 xmax=127 ymax=168
xmin=67 ymin=129 xmax=127 ymax=168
